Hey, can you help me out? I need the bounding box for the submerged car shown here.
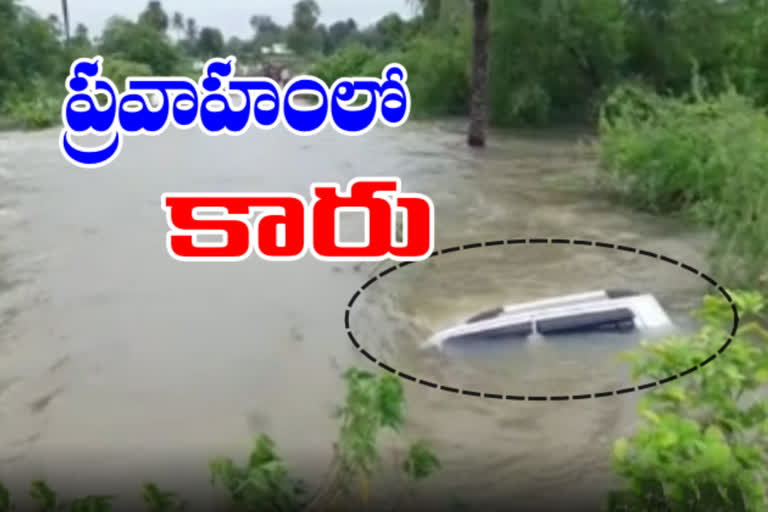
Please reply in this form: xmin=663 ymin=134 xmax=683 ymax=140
xmin=423 ymin=289 xmax=674 ymax=350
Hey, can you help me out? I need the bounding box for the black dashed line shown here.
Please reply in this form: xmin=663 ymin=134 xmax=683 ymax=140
xmin=343 ymin=238 xmax=738 ymax=402
xmin=379 ymin=266 xmax=397 ymax=277
xmin=359 ymin=349 xmax=376 ymax=363
xmin=680 ymin=263 xmax=698 ymax=274
xmin=679 ymin=367 xmax=697 ymax=377
xmin=378 ymin=362 xmax=397 ymax=373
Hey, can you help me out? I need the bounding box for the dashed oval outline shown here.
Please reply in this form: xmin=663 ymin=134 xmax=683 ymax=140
xmin=343 ymin=238 xmax=740 ymax=401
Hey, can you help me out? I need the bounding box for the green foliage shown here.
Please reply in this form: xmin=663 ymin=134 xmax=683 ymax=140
xmin=98 ymin=16 xmax=181 ymax=75
xmin=597 ymin=80 xmax=768 ymax=286
xmin=308 ymin=43 xmax=377 ymax=84
xmin=101 ymin=59 xmax=154 ymax=92
xmin=1 ymin=78 xmax=62 ymax=129
xmin=608 ymin=291 xmax=768 ymax=511
xmin=142 ymin=483 xmax=186 ymax=512
xmin=209 ymin=435 xmax=307 ymax=511
xmin=402 ymin=440 xmax=441 ymax=481
xmin=310 ymin=29 xmax=470 ymax=118
xmin=489 ymin=0 xmax=628 ymax=126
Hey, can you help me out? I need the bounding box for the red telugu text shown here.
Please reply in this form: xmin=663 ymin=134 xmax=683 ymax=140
xmin=161 ymin=177 xmax=434 ymax=262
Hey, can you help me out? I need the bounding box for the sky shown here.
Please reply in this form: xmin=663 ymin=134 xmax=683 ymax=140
xmin=22 ymin=0 xmax=415 ymax=39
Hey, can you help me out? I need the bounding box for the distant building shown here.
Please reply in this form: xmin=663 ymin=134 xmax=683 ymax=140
xmin=261 ymin=43 xmax=292 ymax=56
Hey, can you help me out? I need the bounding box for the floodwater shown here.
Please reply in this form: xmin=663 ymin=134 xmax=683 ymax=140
xmin=0 ymin=121 xmax=713 ymax=510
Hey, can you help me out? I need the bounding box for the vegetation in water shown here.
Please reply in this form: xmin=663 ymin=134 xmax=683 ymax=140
xmin=0 ymin=368 xmax=439 ymax=511
xmin=608 ymin=291 xmax=768 ymax=511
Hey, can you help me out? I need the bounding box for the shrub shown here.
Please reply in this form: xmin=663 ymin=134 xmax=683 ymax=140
xmin=608 ymin=291 xmax=768 ymax=511
xmin=597 ymin=79 xmax=768 ymax=286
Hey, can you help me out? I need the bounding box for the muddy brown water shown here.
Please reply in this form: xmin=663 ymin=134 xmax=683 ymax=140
xmin=0 ymin=121 xmax=713 ymax=510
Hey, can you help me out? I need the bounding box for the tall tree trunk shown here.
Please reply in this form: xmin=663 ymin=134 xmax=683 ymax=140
xmin=61 ymin=0 xmax=70 ymax=43
xmin=467 ymin=0 xmax=489 ymax=148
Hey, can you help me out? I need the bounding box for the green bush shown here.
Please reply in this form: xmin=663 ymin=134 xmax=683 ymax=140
xmin=308 ymin=31 xmax=470 ymax=118
xmin=101 ymin=58 xmax=154 ymax=92
xmin=608 ymin=291 xmax=768 ymax=511
xmin=597 ymin=80 xmax=768 ymax=286
xmin=308 ymin=43 xmax=377 ymax=85
xmin=1 ymin=78 xmax=61 ymax=129
xmin=362 ymin=32 xmax=470 ymax=118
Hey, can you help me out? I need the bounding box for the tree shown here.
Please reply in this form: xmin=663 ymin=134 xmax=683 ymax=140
xmin=326 ymin=19 xmax=358 ymax=53
xmin=467 ymin=0 xmax=489 ymax=147
xmin=286 ymin=0 xmax=321 ymax=55
xmin=99 ymin=16 xmax=179 ymax=74
xmin=184 ymin=17 xmax=197 ymax=41
xmin=197 ymin=27 xmax=224 ymax=59
xmin=138 ymin=0 xmax=169 ymax=33
xmin=46 ymin=14 xmax=61 ymax=38
xmin=60 ymin=0 xmax=70 ymax=42
xmin=372 ymin=13 xmax=406 ymax=50
xmin=250 ymin=14 xmax=282 ymax=47
xmin=182 ymin=17 xmax=198 ymax=56
xmin=224 ymin=36 xmax=244 ymax=57
xmin=72 ymin=22 xmax=91 ymax=48
xmin=171 ymin=11 xmax=184 ymax=39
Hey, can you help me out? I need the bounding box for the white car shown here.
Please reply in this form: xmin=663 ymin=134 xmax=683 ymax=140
xmin=423 ymin=290 xmax=674 ymax=350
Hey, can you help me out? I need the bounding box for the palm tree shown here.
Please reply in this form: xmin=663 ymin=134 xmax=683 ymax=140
xmin=467 ymin=0 xmax=489 ymax=147
xmin=172 ymin=11 xmax=184 ymax=39
xmin=60 ymin=0 xmax=70 ymax=43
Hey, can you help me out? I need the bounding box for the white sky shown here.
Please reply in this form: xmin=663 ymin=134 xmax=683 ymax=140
xmin=22 ymin=0 xmax=415 ymax=39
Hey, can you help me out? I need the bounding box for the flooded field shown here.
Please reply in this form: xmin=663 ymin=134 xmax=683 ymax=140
xmin=0 ymin=121 xmax=713 ymax=510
